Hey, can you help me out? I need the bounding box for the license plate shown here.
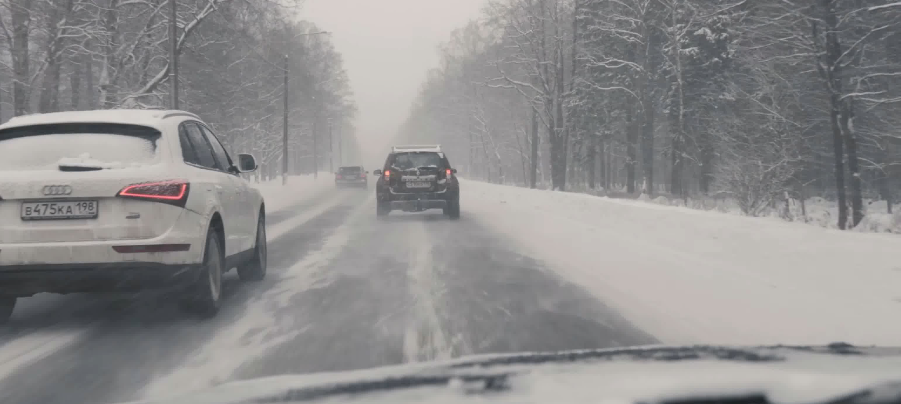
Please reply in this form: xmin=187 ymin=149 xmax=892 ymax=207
xmin=21 ymin=200 xmax=99 ymax=220
xmin=406 ymin=181 xmax=430 ymax=188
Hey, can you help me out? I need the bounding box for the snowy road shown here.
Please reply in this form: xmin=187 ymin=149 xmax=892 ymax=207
xmin=0 ymin=185 xmax=655 ymax=404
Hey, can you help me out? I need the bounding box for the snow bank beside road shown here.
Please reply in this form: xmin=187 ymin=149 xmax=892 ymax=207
xmin=462 ymin=180 xmax=901 ymax=346
xmin=251 ymin=173 xmax=332 ymax=212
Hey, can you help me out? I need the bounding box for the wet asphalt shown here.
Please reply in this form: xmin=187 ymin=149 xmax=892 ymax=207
xmin=0 ymin=186 xmax=657 ymax=404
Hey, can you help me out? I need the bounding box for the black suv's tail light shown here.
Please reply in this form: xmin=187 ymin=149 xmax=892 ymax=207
xmin=117 ymin=180 xmax=190 ymax=207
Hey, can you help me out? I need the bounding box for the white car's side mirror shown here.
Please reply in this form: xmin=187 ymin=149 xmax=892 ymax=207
xmin=237 ymin=154 xmax=258 ymax=172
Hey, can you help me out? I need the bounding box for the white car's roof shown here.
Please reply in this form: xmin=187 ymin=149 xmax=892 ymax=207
xmin=0 ymin=109 xmax=200 ymax=132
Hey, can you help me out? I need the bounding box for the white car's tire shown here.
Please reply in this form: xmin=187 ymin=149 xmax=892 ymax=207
xmin=238 ymin=214 xmax=267 ymax=282
xmin=182 ymin=229 xmax=223 ymax=317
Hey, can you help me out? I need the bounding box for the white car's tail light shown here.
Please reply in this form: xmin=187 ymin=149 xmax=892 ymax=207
xmin=117 ymin=180 xmax=190 ymax=207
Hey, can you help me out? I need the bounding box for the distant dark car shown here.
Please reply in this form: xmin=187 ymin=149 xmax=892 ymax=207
xmin=335 ymin=166 xmax=368 ymax=188
xmin=373 ymin=145 xmax=459 ymax=219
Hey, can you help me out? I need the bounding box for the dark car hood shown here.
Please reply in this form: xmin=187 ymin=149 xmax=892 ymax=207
xmin=128 ymin=344 xmax=901 ymax=404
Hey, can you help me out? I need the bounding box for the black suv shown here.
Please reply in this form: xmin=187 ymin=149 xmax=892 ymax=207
xmin=373 ymin=145 xmax=460 ymax=219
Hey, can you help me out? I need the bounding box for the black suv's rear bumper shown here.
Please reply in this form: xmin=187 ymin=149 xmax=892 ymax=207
xmin=0 ymin=262 xmax=203 ymax=297
xmin=389 ymin=198 xmax=448 ymax=211
xmin=378 ymin=188 xmax=458 ymax=212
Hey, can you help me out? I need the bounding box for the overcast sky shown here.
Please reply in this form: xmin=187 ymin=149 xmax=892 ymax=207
xmin=302 ymin=0 xmax=486 ymax=160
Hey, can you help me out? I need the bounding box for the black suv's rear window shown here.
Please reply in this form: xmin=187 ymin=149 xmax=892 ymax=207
xmin=388 ymin=152 xmax=444 ymax=170
xmin=338 ymin=166 xmax=362 ymax=174
xmin=0 ymin=123 xmax=161 ymax=171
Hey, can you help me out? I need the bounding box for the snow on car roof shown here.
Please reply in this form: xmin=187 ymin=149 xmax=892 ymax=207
xmin=392 ymin=144 xmax=442 ymax=153
xmin=0 ymin=109 xmax=200 ymax=131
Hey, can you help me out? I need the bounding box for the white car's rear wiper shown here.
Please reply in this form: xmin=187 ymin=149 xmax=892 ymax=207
xmin=58 ymin=163 xmax=105 ymax=172
xmin=57 ymin=155 xmax=125 ymax=171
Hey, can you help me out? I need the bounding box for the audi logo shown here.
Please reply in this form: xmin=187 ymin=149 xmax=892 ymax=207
xmin=42 ymin=185 xmax=73 ymax=196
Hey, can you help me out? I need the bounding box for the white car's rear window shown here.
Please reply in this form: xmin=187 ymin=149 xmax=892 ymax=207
xmin=0 ymin=123 xmax=161 ymax=171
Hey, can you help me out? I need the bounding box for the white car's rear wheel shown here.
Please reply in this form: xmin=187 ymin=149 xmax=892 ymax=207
xmin=238 ymin=214 xmax=267 ymax=281
xmin=181 ymin=230 xmax=223 ymax=317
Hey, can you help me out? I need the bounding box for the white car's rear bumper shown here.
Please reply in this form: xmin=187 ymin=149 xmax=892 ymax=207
xmin=0 ymin=209 xmax=206 ymax=266
xmin=0 ymin=210 xmax=208 ymax=296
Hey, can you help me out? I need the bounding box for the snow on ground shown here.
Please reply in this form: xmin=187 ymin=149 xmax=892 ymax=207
xmin=461 ymin=179 xmax=901 ymax=347
xmin=0 ymin=328 xmax=87 ymax=382
xmin=251 ymin=173 xmax=333 ymax=212
xmin=615 ymin=189 xmax=901 ymax=234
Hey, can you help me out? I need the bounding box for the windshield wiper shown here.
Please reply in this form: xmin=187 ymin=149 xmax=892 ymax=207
xmin=253 ymin=373 xmax=512 ymax=403
xmin=446 ymin=346 xmax=784 ymax=370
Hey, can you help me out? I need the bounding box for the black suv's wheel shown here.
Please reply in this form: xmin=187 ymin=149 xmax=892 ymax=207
xmin=0 ymin=296 xmax=16 ymax=324
xmin=238 ymin=213 xmax=267 ymax=281
xmin=377 ymin=200 xmax=390 ymax=217
xmin=445 ymin=198 xmax=461 ymax=220
xmin=182 ymin=229 xmax=224 ymax=316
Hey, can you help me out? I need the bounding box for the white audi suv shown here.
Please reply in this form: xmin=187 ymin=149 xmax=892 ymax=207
xmin=0 ymin=109 xmax=267 ymax=322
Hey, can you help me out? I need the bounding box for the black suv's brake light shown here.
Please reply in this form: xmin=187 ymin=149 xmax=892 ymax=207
xmin=117 ymin=180 xmax=190 ymax=207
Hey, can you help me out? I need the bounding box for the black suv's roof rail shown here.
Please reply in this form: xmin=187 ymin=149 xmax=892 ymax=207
xmin=392 ymin=145 xmax=441 ymax=153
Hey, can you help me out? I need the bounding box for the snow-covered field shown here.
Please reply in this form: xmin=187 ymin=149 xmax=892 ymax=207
xmin=462 ymin=179 xmax=901 ymax=346
xmin=589 ymin=187 xmax=901 ymax=234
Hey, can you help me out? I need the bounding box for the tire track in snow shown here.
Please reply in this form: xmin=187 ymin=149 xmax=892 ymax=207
xmin=267 ymin=191 xmax=350 ymax=242
xmin=139 ymin=194 xmax=372 ymax=400
xmin=0 ymin=329 xmax=87 ymax=381
xmin=402 ymin=221 xmax=452 ymax=363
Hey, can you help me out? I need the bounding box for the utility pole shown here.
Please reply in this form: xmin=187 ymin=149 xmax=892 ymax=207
xmin=337 ymin=121 xmax=343 ymax=166
xmin=312 ymin=117 xmax=318 ymax=179
xmin=168 ymin=0 xmax=178 ymax=109
xmin=328 ymin=118 xmax=333 ymax=172
xmin=278 ymin=30 xmax=330 ymax=180
xmin=282 ymin=54 xmax=288 ymax=185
